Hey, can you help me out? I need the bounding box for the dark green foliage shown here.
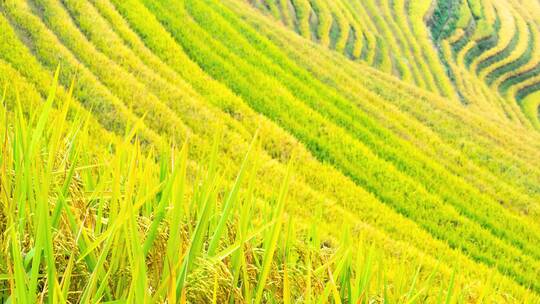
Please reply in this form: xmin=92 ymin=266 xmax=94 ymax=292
xmin=486 ymin=25 xmax=534 ymax=85
xmin=516 ymin=82 xmax=540 ymax=101
xmin=343 ymin=25 xmax=356 ymax=59
xmin=328 ymin=14 xmax=340 ymax=50
xmin=500 ymin=63 xmax=540 ymax=93
xmin=451 ymin=18 xmax=476 ymax=55
xmin=464 ymin=14 xmax=501 ymax=67
xmin=428 ymin=0 xmax=461 ymax=42
xmin=476 ymin=17 xmax=520 ymax=74
xmin=359 ymin=32 xmax=370 ymax=60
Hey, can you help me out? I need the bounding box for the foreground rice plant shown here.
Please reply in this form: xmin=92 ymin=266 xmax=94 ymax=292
xmin=0 ymin=75 xmax=462 ymax=303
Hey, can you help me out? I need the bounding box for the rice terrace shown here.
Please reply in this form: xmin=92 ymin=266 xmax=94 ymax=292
xmin=0 ymin=0 xmax=539 ymax=302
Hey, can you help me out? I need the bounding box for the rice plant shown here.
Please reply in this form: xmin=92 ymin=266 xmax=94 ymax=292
xmin=0 ymin=0 xmax=539 ymax=302
xmin=0 ymin=75 xmax=467 ymax=303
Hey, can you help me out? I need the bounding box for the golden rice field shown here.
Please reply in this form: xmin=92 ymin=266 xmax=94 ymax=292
xmin=0 ymin=0 xmax=539 ymax=303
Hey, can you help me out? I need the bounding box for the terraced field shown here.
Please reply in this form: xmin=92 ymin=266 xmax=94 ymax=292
xmin=0 ymin=0 xmax=539 ymax=302
xmin=250 ymin=0 xmax=540 ymax=130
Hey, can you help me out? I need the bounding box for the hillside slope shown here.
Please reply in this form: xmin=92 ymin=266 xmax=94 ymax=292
xmin=249 ymin=0 xmax=540 ymax=130
xmin=0 ymin=0 xmax=539 ymax=302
